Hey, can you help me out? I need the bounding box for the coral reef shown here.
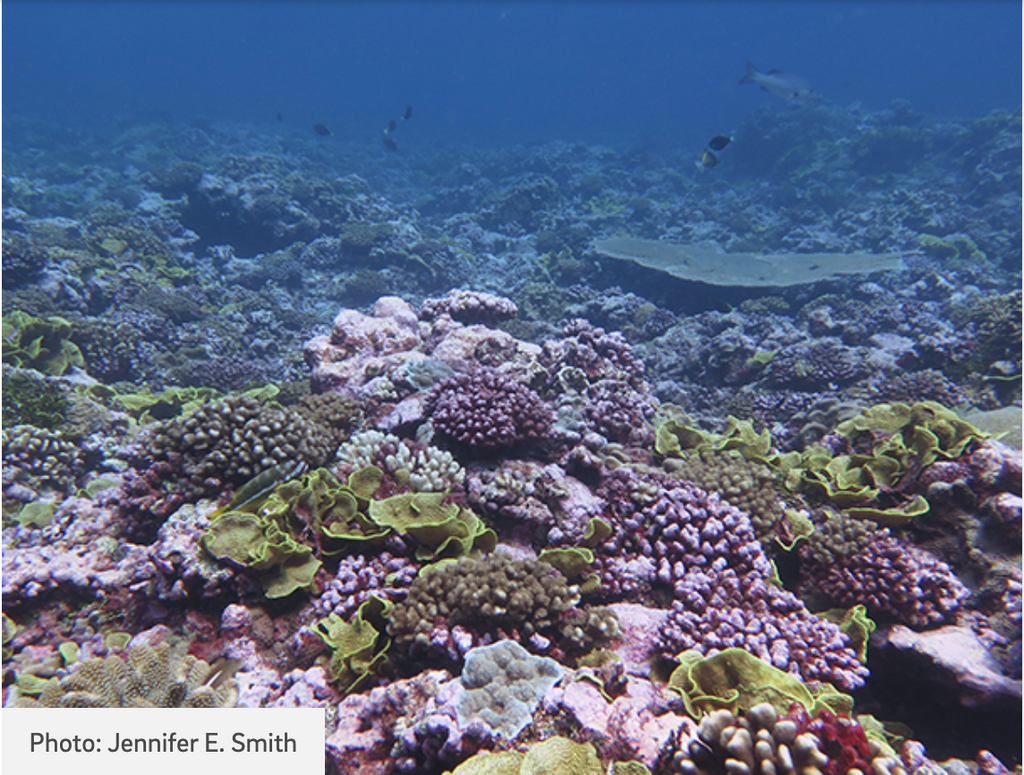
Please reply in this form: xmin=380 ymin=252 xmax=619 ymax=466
xmin=2 ymin=96 xmax=1021 ymax=772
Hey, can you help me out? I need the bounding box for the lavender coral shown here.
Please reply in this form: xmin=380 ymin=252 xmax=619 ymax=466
xmin=588 ymin=468 xmax=868 ymax=690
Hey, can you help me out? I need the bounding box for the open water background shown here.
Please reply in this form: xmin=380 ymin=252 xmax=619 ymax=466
xmin=4 ymin=1 xmax=1021 ymax=149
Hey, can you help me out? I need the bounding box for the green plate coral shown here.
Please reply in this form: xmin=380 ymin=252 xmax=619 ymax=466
xmin=202 ymin=465 xmax=496 ymax=597
xmin=667 ymin=647 xmax=852 ymax=719
xmin=2 ymin=310 xmax=85 ymax=376
xmin=315 ymin=595 xmax=393 ymax=693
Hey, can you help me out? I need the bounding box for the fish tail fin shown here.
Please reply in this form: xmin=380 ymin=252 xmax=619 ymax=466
xmin=739 ymin=61 xmax=759 ymax=84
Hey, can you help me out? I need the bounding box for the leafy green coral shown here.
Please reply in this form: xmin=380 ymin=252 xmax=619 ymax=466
xmin=656 ymin=402 xmax=987 ymax=528
xmin=448 ymin=737 xmax=606 ymax=775
xmin=667 ymin=647 xmax=853 ymax=719
xmin=2 ymin=310 xmax=85 ymax=376
xmin=368 ymin=491 xmax=497 ymax=560
xmin=315 ymin=595 xmax=393 ymax=693
xmin=655 ymin=416 xmax=773 ymax=463
xmin=779 ymin=401 xmax=986 ymax=526
xmin=202 ymin=465 xmax=496 ymax=597
xmin=201 ymin=510 xmax=322 ymax=598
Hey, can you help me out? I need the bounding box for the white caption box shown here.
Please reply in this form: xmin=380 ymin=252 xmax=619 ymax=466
xmin=3 ymin=708 xmax=325 ymax=775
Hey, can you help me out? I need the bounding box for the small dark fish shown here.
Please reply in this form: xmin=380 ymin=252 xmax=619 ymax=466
xmin=276 ymin=112 xmax=282 ymax=122
xmin=403 ymin=104 xmax=413 ymax=120
xmin=382 ymin=134 xmax=399 ymax=152
xmin=701 ymin=149 xmax=719 ymax=168
xmin=708 ymin=135 xmax=732 ymax=151
xmin=385 ymin=119 xmax=398 ymax=134
xmin=312 ymin=123 xmax=332 ymax=136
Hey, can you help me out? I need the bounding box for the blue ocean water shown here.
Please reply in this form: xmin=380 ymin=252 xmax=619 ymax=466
xmin=4 ymin=1 xmax=1021 ymax=147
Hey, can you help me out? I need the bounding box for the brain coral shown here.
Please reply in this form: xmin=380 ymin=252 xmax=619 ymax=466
xmin=426 ymin=367 xmax=554 ymax=451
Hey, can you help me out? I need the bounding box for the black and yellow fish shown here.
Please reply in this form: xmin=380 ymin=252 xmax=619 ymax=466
xmin=701 ymin=149 xmax=719 ymax=168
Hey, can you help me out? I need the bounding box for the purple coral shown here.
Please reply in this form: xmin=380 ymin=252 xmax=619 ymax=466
xmin=584 ymin=468 xmax=868 ymax=690
xmin=315 ymin=552 xmax=419 ymax=621
xmin=426 ymin=367 xmax=554 ymax=451
xmin=800 ymin=516 xmax=969 ymax=628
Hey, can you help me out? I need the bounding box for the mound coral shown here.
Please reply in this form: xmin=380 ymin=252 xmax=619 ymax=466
xmin=427 ymin=367 xmax=554 ymax=451
xmin=147 ymin=393 xmax=341 ymax=492
xmin=386 ymin=552 xmax=581 ymax=654
xmin=455 ymin=639 xmax=564 ymax=739
xmin=2 ymin=424 xmax=85 ymax=493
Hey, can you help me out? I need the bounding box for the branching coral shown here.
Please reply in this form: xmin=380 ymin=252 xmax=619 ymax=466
xmin=662 ymin=701 xmax=904 ymax=775
xmin=800 ymin=512 xmax=969 ymax=627
xmin=663 ymin=449 xmax=783 ymax=541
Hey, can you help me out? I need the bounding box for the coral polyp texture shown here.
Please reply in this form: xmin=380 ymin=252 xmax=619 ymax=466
xmin=800 ymin=512 xmax=969 ymax=627
xmin=12 ymin=642 xmax=238 ymax=708
xmin=426 ymin=367 xmax=554 ymax=451
xmin=2 ymin=90 xmax=1021 ymax=775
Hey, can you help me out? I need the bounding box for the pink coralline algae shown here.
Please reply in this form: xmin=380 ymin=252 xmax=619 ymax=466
xmin=419 ymin=289 xmax=518 ymax=325
xmin=426 ymin=367 xmax=554 ymax=451
xmin=802 ymin=528 xmax=970 ymax=628
xmin=585 ymin=468 xmax=868 ymax=690
xmin=303 ymin=296 xmax=543 ymax=420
